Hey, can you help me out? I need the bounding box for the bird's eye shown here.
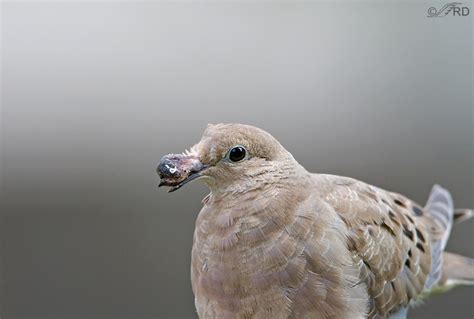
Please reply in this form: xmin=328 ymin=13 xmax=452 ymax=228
xmin=227 ymin=145 xmax=247 ymax=162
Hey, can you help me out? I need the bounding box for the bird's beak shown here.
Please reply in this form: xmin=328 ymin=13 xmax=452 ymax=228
xmin=157 ymin=153 xmax=208 ymax=192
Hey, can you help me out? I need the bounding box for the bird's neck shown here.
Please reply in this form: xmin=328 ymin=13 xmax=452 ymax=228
xmin=196 ymin=168 xmax=313 ymax=253
xmin=207 ymin=160 xmax=310 ymax=201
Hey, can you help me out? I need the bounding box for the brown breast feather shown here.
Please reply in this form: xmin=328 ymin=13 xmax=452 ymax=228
xmin=191 ymin=184 xmax=368 ymax=318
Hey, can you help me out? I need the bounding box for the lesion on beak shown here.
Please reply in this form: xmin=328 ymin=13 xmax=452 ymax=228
xmin=157 ymin=152 xmax=207 ymax=192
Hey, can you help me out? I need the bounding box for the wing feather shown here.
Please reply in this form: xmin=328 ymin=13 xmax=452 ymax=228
xmin=318 ymin=175 xmax=432 ymax=317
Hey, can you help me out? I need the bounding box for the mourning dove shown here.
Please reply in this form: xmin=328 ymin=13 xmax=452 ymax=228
xmin=158 ymin=123 xmax=473 ymax=319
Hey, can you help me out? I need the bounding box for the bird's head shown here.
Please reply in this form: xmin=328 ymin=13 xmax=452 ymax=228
xmin=157 ymin=123 xmax=296 ymax=193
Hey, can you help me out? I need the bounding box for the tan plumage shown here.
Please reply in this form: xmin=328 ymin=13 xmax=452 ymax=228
xmin=158 ymin=123 xmax=474 ymax=319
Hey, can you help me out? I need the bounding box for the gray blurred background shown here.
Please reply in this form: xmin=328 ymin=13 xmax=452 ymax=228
xmin=1 ymin=1 xmax=472 ymax=318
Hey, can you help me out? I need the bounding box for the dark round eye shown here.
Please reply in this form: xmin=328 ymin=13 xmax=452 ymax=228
xmin=228 ymin=146 xmax=246 ymax=162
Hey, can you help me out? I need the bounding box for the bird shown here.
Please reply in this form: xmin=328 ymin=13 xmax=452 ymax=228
xmin=157 ymin=123 xmax=473 ymax=319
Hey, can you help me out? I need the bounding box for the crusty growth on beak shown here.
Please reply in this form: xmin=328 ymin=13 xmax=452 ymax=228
xmin=157 ymin=147 xmax=206 ymax=192
xmin=158 ymin=123 xmax=474 ymax=319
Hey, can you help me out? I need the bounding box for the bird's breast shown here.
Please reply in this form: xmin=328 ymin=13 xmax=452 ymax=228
xmin=190 ymin=196 xmax=318 ymax=317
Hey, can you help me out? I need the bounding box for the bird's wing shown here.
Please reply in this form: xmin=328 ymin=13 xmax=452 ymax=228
xmin=318 ymin=175 xmax=433 ymax=318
